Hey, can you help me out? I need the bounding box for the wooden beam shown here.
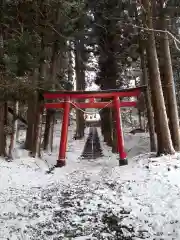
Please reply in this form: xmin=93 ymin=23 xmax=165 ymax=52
xmin=43 ymin=88 xmax=144 ymax=100
xmin=45 ymin=101 xmax=137 ymax=109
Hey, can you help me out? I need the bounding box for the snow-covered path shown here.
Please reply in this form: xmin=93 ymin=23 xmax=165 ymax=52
xmin=1 ymin=126 xmax=180 ymax=239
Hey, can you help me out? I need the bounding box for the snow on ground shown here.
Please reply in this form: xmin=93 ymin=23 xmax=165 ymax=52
xmin=0 ymin=124 xmax=180 ymax=239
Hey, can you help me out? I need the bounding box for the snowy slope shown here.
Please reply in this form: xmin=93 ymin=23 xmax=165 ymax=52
xmin=0 ymin=124 xmax=180 ymax=239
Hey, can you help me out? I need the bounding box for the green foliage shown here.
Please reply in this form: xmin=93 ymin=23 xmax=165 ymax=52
xmin=0 ymin=0 xmax=86 ymax=99
xmin=1 ymin=0 xmax=179 ymax=100
xmin=4 ymin=32 xmax=40 ymax=77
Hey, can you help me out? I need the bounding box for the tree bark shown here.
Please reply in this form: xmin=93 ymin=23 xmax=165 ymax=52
xmin=49 ymin=113 xmax=55 ymax=152
xmin=37 ymin=107 xmax=43 ymax=158
xmin=31 ymin=0 xmax=50 ymax=156
xmin=142 ymin=0 xmax=174 ymax=155
xmin=43 ymin=110 xmax=52 ymax=150
xmin=43 ymin=40 xmax=59 ymax=151
xmin=8 ymin=101 xmax=19 ymax=159
xmin=139 ymin=39 xmax=156 ymax=152
xmin=67 ymin=41 xmax=74 ymax=83
xmin=25 ymin=98 xmax=34 ymax=150
xmin=25 ymin=69 xmax=38 ymax=150
xmin=74 ymin=38 xmax=85 ymax=139
xmin=0 ymin=103 xmax=7 ymax=157
xmin=30 ymin=99 xmax=42 ymax=157
xmin=158 ymin=5 xmax=180 ymax=151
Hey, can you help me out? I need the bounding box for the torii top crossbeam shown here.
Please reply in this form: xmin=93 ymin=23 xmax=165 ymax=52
xmin=43 ymin=86 xmax=146 ymax=100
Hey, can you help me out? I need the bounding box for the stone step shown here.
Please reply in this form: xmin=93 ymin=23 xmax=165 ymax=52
xmin=81 ymin=127 xmax=103 ymax=159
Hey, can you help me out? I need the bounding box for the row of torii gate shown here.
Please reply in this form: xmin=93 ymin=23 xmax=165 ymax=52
xmin=43 ymin=86 xmax=146 ymax=167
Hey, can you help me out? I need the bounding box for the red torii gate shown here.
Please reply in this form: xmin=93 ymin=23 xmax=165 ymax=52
xmin=43 ymin=86 xmax=145 ymax=167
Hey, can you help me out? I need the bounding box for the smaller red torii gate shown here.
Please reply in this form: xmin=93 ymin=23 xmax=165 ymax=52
xmin=43 ymin=86 xmax=146 ymax=167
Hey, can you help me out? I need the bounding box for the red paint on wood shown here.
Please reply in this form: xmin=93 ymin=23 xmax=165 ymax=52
xmin=45 ymin=101 xmax=137 ymax=109
xmin=44 ymin=89 xmax=141 ymax=100
xmin=113 ymin=96 xmax=127 ymax=163
xmin=57 ymin=98 xmax=70 ymax=167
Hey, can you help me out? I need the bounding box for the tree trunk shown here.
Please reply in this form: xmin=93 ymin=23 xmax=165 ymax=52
xmin=0 ymin=103 xmax=7 ymax=157
xmin=25 ymin=69 xmax=38 ymax=150
xmin=175 ymin=70 xmax=180 ymax=116
xmin=25 ymin=98 xmax=34 ymax=150
xmin=37 ymin=108 xmax=43 ymax=158
xmin=0 ymin=26 xmax=7 ymax=157
xmin=31 ymin=56 xmax=47 ymax=157
xmin=30 ymin=99 xmax=42 ymax=157
xmin=49 ymin=113 xmax=55 ymax=152
xmin=43 ymin=42 xmax=58 ymax=151
xmin=43 ymin=7 xmax=68 ymax=150
xmin=135 ymin=78 xmax=143 ymax=129
xmin=138 ymin=110 xmax=143 ymax=129
xmin=139 ymin=39 xmax=156 ymax=152
xmin=8 ymin=101 xmax=19 ymax=159
xmin=101 ymin=108 xmax=113 ymax=146
xmin=15 ymin=101 xmax=19 ymax=142
xmin=67 ymin=41 xmax=74 ymax=83
xmin=142 ymin=0 xmax=174 ymax=155
xmin=74 ymin=38 xmax=85 ymax=139
xmin=43 ymin=110 xmax=52 ymax=150
xmin=158 ymin=7 xmax=180 ymax=151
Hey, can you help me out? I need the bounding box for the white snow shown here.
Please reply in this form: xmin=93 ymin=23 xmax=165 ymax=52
xmin=0 ymin=123 xmax=180 ymax=239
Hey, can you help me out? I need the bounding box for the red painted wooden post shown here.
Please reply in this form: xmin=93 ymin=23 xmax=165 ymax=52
xmin=57 ymin=97 xmax=71 ymax=167
xmin=113 ymin=96 xmax=127 ymax=166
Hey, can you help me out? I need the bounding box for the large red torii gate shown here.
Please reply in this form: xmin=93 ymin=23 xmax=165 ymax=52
xmin=43 ymin=86 xmax=146 ymax=167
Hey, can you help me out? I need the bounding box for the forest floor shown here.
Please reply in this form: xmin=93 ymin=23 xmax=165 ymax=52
xmin=0 ymin=123 xmax=180 ymax=239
